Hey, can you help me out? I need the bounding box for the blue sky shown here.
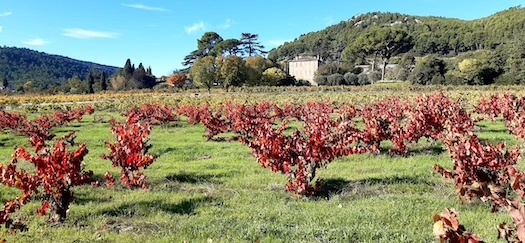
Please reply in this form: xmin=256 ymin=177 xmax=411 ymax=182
xmin=0 ymin=0 xmax=524 ymax=77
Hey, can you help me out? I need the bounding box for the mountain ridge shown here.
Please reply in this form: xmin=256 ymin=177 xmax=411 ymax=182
xmin=0 ymin=46 xmax=119 ymax=89
xmin=268 ymin=6 xmax=525 ymax=63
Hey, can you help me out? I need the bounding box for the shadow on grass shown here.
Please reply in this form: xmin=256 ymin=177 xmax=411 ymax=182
xmin=75 ymin=192 xmax=113 ymax=205
xmin=210 ymin=136 xmax=241 ymax=142
xmin=479 ymin=128 xmax=511 ymax=133
xmin=371 ymin=143 xmax=446 ymax=156
xmin=479 ymin=137 xmax=517 ymax=146
xmin=316 ymin=175 xmax=432 ymax=199
xmin=153 ymin=147 xmax=178 ymax=157
xmin=95 ymin=196 xmax=214 ymax=217
xmin=166 ymin=171 xmax=229 ymax=184
xmin=408 ymin=145 xmax=446 ymax=155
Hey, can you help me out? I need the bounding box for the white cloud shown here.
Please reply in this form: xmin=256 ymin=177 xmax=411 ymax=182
xmin=0 ymin=26 xmax=2 ymax=33
xmin=185 ymin=21 xmax=206 ymax=34
xmin=23 ymin=38 xmax=48 ymax=46
xmin=268 ymin=40 xmax=290 ymax=47
xmin=219 ymin=19 xmax=233 ymax=29
xmin=122 ymin=4 xmax=169 ymax=12
xmin=63 ymin=28 xmax=119 ymax=39
xmin=0 ymin=12 xmax=12 ymax=17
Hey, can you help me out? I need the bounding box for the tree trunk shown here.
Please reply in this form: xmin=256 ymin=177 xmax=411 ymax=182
xmin=381 ymin=59 xmax=387 ymax=81
xmin=52 ymin=188 xmax=72 ymax=223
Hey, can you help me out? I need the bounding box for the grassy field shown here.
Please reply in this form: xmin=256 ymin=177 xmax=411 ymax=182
xmin=0 ymin=90 xmax=521 ymax=242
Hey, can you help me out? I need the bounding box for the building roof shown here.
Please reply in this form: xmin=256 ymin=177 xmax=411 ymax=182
xmin=289 ymin=56 xmax=320 ymax=62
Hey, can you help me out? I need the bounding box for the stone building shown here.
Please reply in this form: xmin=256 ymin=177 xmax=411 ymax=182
xmin=288 ymin=56 xmax=322 ymax=85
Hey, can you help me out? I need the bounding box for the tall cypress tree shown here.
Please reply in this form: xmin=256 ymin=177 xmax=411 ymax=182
xmin=86 ymin=72 xmax=95 ymax=94
xmin=100 ymin=71 xmax=107 ymax=91
xmin=124 ymin=59 xmax=133 ymax=76
xmin=1 ymin=76 xmax=8 ymax=89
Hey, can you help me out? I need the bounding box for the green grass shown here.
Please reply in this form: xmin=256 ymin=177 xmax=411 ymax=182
xmin=0 ymin=112 xmax=517 ymax=242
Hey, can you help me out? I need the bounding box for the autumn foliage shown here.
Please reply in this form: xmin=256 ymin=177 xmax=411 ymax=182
xmin=433 ymin=209 xmax=484 ymax=243
xmin=102 ymin=119 xmax=155 ymax=190
xmin=125 ymin=104 xmax=177 ymax=126
xmin=0 ymin=133 xmax=93 ymax=228
xmin=167 ymin=74 xmax=187 ymax=88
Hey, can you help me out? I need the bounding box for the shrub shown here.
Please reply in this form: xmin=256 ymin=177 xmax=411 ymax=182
xmin=327 ymin=73 xmax=345 ymax=85
xmin=410 ymin=55 xmax=447 ymax=85
xmin=369 ymin=71 xmax=382 ymax=83
xmin=343 ymin=72 xmax=358 ymax=85
xmin=314 ymin=75 xmax=328 ymax=86
xmin=386 ymin=66 xmax=410 ymax=81
xmin=357 ymin=73 xmax=371 ymax=85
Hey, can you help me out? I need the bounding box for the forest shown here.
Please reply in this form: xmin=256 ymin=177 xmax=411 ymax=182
xmin=0 ymin=47 xmax=119 ymax=90
xmin=268 ymin=7 xmax=525 ymax=63
xmin=266 ymin=7 xmax=525 ymax=86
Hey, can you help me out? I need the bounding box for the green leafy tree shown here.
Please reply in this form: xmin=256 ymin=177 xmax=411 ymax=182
xmin=240 ymin=33 xmax=267 ymax=57
xmin=503 ymin=31 xmax=525 ymax=84
xmin=217 ymin=56 xmax=247 ymax=89
xmin=327 ymin=73 xmax=345 ymax=85
xmin=190 ymin=56 xmax=219 ymax=93
xmin=343 ymin=72 xmax=358 ymax=85
xmin=262 ymin=67 xmax=287 ymax=86
xmin=68 ymin=76 xmax=86 ymax=94
xmin=345 ymin=27 xmax=413 ymax=81
xmin=245 ymin=56 xmax=274 ymax=85
xmin=409 ymin=55 xmax=446 ymax=85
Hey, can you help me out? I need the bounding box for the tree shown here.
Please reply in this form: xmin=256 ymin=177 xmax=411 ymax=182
xmin=183 ymin=32 xmax=224 ymax=67
xmin=68 ymin=76 xmax=85 ymax=94
xmin=344 ymin=72 xmax=358 ymax=85
xmin=327 ymin=73 xmax=345 ymax=85
xmin=123 ymin=59 xmax=133 ymax=76
xmin=100 ymin=71 xmax=107 ymax=91
xmin=86 ymin=72 xmax=95 ymax=94
xmin=217 ymin=56 xmax=247 ymax=89
xmin=198 ymin=32 xmax=223 ymax=57
xmin=240 ymin=33 xmax=267 ymax=57
xmin=409 ymin=55 xmax=447 ymax=85
xmin=1 ymin=76 xmax=7 ymax=89
xmin=245 ymin=56 xmax=274 ymax=85
xmin=503 ymin=31 xmax=525 ymax=84
xmin=182 ymin=49 xmax=204 ymax=67
xmin=262 ymin=67 xmax=287 ymax=86
xmin=167 ymin=74 xmax=187 ymax=89
xmin=215 ymin=39 xmax=243 ymax=56
xmin=190 ymin=56 xmax=219 ymax=93
xmin=344 ymin=27 xmax=413 ymax=81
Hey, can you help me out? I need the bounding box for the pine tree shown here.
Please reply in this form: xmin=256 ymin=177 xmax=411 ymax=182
xmin=240 ymin=33 xmax=267 ymax=57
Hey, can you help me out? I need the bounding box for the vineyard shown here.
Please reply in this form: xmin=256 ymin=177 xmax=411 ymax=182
xmin=2 ymin=88 xmax=525 ymax=242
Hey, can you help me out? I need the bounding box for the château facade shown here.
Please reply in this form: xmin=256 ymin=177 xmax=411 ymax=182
xmin=288 ymin=56 xmax=322 ymax=85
